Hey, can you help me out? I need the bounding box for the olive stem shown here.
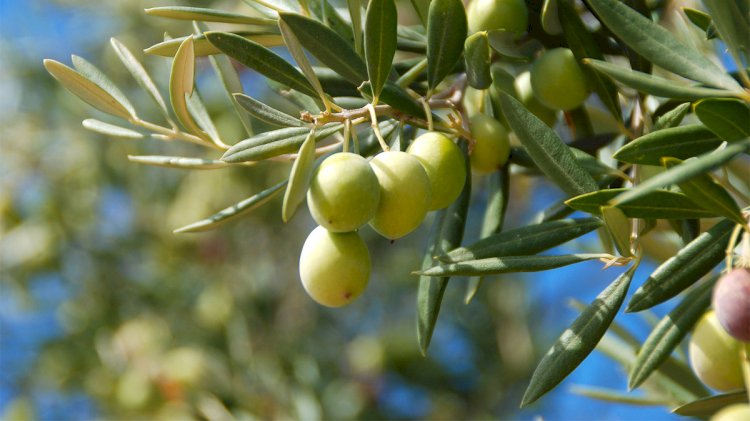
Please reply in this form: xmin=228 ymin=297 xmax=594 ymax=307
xmin=131 ymin=118 xmax=225 ymax=151
xmin=342 ymin=119 xmax=351 ymax=153
xmin=395 ymin=58 xmax=428 ymax=88
xmin=367 ymin=103 xmax=390 ymax=152
xmin=419 ymin=97 xmax=434 ymax=131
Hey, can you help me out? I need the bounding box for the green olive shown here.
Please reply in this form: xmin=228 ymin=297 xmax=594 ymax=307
xmin=530 ymin=48 xmax=590 ymax=111
xmin=514 ymin=71 xmax=557 ymax=127
xmin=710 ymin=404 xmax=750 ymax=421
xmin=307 ymin=152 xmax=381 ymax=232
xmin=468 ymin=114 xmax=511 ymax=174
xmin=407 ymin=132 xmax=466 ymax=210
xmin=369 ymin=151 xmax=432 ymax=239
xmin=688 ymin=310 xmax=744 ymax=391
xmin=467 ymin=0 xmax=528 ymax=36
xmin=299 ymin=226 xmax=370 ymax=307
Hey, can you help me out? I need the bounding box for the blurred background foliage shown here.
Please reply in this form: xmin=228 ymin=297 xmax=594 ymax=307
xmin=0 ymin=0 xmax=729 ymax=419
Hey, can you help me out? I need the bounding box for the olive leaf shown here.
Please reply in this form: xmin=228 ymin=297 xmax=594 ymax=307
xmin=364 ymin=0 xmax=397 ymax=103
xmin=693 ymin=98 xmax=750 ymax=142
xmin=145 ymin=32 xmax=285 ymax=57
xmin=586 ymin=0 xmax=741 ymax=91
xmin=613 ymin=124 xmax=722 ymax=166
xmin=463 ymin=32 xmax=492 ymax=90
xmin=309 ymin=0 xmax=355 ymax=46
xmin=234 ymin=93 xmax=304 ymax=127
xmin=205 ymin=31 xmax=319 ymax=99
xmin=145 ymin=6 xmax=277 ymax=25
xmin=169 ymin=36 xmax=211 ymax=142
xmin=628 ymin=277 xmax=716 ymax=390
xmin=128 ymin=155 xmax=232 ymax=170
xmin=702 ymin=0 xmax=750 ymax=73
xmin=426 ymin=0 xmax=467 ymax=91
xmin=222 ymin=123 xmax=343 ymax=162
xmin=601 ymin=206 xmax=631 ymax=257
xmin=672 ymin=391 xmax=749 ymax=417
xmin=277 ymin=17 xmax=330 ymax=107
xmin=541 ymin=0 xmax=562 ymax=35
xmin=282 ymin=129 xmax=317 ymax=222
xmin=662 ymin=157 xmax=745 ymax=225
xmin=569 ymin=386 xmax=669 ymax=406
xmin=566 ymin=189 xmax=718 ymax=220
xmin=110 ymin=38 xmax=171 ymax=122
xmin=346 ymin=0 xmax=364 ymax=54
xmin=174 ymin=181 xmax=288 ymax=233
xmin=418 ymin=254 xmax=611 ymax=277
xmin=71 ymin=55 xmax=136 ymax=118
xmin=82 ymin=119 xmax=143 ymax=139
xmin=43 ymin=59 xmax=133 ymax=120
xmin=652 ymin=103 xmax=690 ymax=131
xmin=441 ymin=217 xmax=602 ymax=263
xmin=209 ymin=54 xmax=255 ymax=136
xmin=417 ymin=143 xmax=471 ymax=355
xmin=682 ymin=8 xmax=715 ymax=39
xmin=499 ymin=92 xmax=598 ymax=197
xmin=520 ymin=264 xmax=636 ymax=407
xmin=626 ymin=219 xmax=735 ymax=312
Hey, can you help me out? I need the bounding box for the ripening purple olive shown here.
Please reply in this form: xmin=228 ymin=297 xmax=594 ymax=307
xmin=712 ymin=267 xmax=750 ymax=342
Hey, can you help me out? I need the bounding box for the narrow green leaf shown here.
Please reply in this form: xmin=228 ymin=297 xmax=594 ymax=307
xmin=662 ymin=157 xmax=745 ymax=225
xmin=570 ymin=386 xmax=669 ymax=406
xmin=364 ymin=0 xmax=398 ymax=103
xmin=71 ymin=55 xmax=136 ymax=118
xmin=586 ymin=0 xmax=741 ymax=91
xmin=682 ymin=8 xmax=712 ymax=34
xmin=521 ymin=264 xmax=636 ymax=407
xmin=209 ymin=53 xmax=254 ymax=136
xmin=566 ymin=189 xmax=718 ymax=220
xmin=611 ymin=142 xmax=750 ymax=206
xmin=653 ymin=103 xmax=690 ymax=131
xmin=702 ymin=0 xmax=750 ymax=72
xmin=417 ymin=143 xmax=471 ymax=354
xmin=672 ymin=391 xmax=749 ymax=417
xmin=347 ymin=0 xmax=364 ymax=55
xmin=541 ymin=0 xmax=562 ymax=35
xmin=584 ymin=59 xmax=742 ymax=100
xmin=464 ymin=32 xmax=492 ymax=90
xmin=426 ymin=0 xmax=467 ymax=91
xmin=282 ymin=129 xmax=317 ymax=222
xmin=174 ymin=181 xmax=287 ymax=233
xmin=278 ymin=13 xmax=367 ymax=84
xmin=410 ymin=0 xmax=430 ymax=26
xmin=441 ymin=218 xmax=603 ymax=263
xmin=693 ymin=98 xmax=750 ymax=141
xmin=205 ymin=31 xmax=318 ymax=98
xmin=145 ymin=32 xmax=284 ymax=57
xmin=629 ymin=277 xmax=716 ymax=390
xmin=82 ymin=119 xmax=143 ymax=139
xmin=466 ymin=166 xmax=510 ymax=303
xmin=128 ymin=155 xmax=231 ymax=169
xmin=234 ymin=93 xmax=304 ymax=127
xmin=222 ymin=123 xmax=343 ymax=162
xmin=309 ymin=0 xmax=355 ymax=46
xmin=145 ymin=6 xmax=277 ymax=25
xmin=613 ymin=124 xmax=722 ymax=165
xmin=418 ymin=254 xmax=611 ymax=277
xmin=499 ymin=92 xmax=598 ymax=197
xmin=360 ymin=81 xmax=427 ymax=118
xmin=277 ymin=17 xmax=329 ymax=106
xmin=601 ymin=206 xmax=632 ymax=257
xmin=43 ymin=59 xmax=133 ymax=120
xmin=558 ymin=0 xmax=621 ymax=122
xmin=169 ymin=37 xmax=210 ymax=141
xmin=110 ymin=38 xmax=171 ymax=122
xmin=626 ymin=218 xmax=735 ymax=312
xmin=186 ymin=89 xmax=221 ymax=143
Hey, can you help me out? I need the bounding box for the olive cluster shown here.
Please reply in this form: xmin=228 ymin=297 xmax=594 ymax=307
xmin=298 ymin=132 xmax=472 ymax=307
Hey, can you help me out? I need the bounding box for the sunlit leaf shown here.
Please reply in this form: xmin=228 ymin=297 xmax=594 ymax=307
xmin=128 ymin=155 xmax=232 ymax=169
xmin=145 ymin=6 xmax=277 ymax=25
xmin=570 ymin=386 xmax=669 ymax=406
xmin=277 ymin=17 xmax=329 ymax=106
xmin=82 ymin=119 xmax=143 ymax=139
xmin=629 ymin=278 xmax=716 ymax=389
xmin=145 ymin=32 xmax=285 ymax=57
xmin=586 ymin=0 xmax=741 ymax=91
xmin=441 ymin=218 xmax=602 ymax=263
xmin=418 ymin=254 xmax=610 ymax=277
xmin=672 ymin=391 xmax=749 ymax=417
xmin=186 ymin=89 xmax=221 ymax=144
xmin=282 ymin=129 xmax=317 ymax=222
xmin=110 ymin=38 xmax=171 ymax=122
xmin=205 ymin=31 xmax=319 ymax=98
xmin=364 ymin=0 xmax=397 ymax=102
xmin=565 ymin=189 xmax=718 ymax=219
xmin=702 ymin=0 xmax=750 ymax=71
xmin=234 ymin=93 xmax=304 ymax=127
xmin=584 ymin=59 xmax=741 ymax=100
xmin=209 ymin=54 xmax=254 ymax=136
xmin=499 ymin=92 xmax=598 ymax=197
xmin=601 ymin=206 xmax=631 ymax=257
xmin=682 ymin=8 xmax=716 ymax=39
xmin=169 ymin=36 xmax=210 ymax=141
xmin=662 ymin=157 xmax=745 ymax=225
xmin=521 ymin=264 xmax=636 ymax=407
xmin=613 ymin=124 xmax=722 ymax=165
xmin=464 ymin=32 xmax=491 ymax=89
xmin=693 ymin=98 xmax=750 ymax=141
xmin=626 ymin=219 xmax=735 ymax=312
xmin=222 ymin=123 xmax=343 ymax=162
xmin=426 ymin=0 xmax=467 ymax=91
xmin=43 ymin=59 xmax=133 ymax=120
xmin=417 ymin=143 xmax=470 ymax=354
xmin=347 ymin=0 xmax=364 ymax=54
xmin=309 ymin=0 xmax=355 ymax=45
